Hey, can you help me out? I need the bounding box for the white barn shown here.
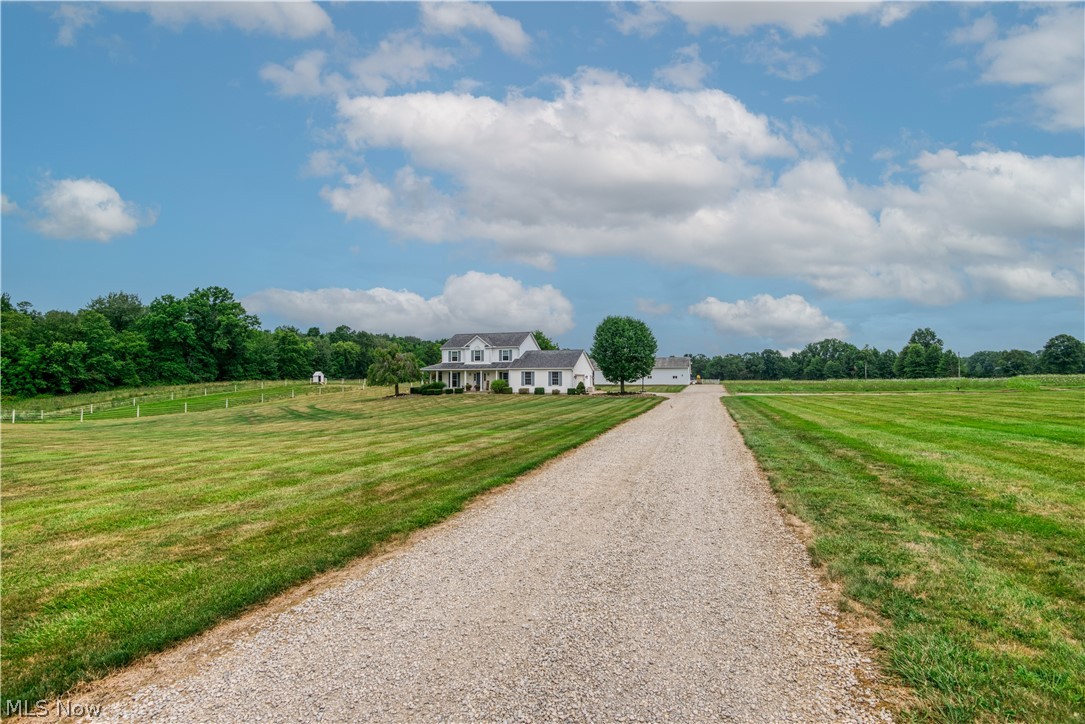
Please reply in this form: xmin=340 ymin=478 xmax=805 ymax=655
xmin=595 ymin=356 xmax=692 ymax=387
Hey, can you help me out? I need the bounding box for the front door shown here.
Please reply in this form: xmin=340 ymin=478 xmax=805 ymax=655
xmin=473 ymin=372 xmax=482 ymax=389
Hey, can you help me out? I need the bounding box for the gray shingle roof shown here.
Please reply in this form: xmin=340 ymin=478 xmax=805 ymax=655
xmin=654 ymin=356 xmax=691 ymax=369
xmin=422 ymin=349 xmax=587 ymax=372
xmin=440 ymin=332 xmax=534 ymax=350
xmin=512 ymin=350 xmax=586 ymax=369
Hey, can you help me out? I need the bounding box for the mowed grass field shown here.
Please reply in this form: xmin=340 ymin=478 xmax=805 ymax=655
xmin=724 ymin=374 xmax=1085 ymax=394
xmin=722 ymin=387 xmax=1084 ymax=721
xmin=1 ymin=392 xmax=660 ymax=705
xmin=597 ymin=384 xmax=689 ymax=393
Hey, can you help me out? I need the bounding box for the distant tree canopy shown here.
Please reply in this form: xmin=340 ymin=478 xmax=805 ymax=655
xmin=686 ymin=329 xmax=1083 ymax=381
xmin=590 ymin=316 xmax=657 ymax=393
xmin=0 ymin=288 xmax=442 ymax=399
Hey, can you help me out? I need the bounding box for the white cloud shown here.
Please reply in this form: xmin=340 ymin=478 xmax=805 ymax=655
xmin=52 ymin=4 xmax=98 ymax=46
xmin=666 ymin=2 xmax=904 ymax=38
xmin=654 ymin=44 xmax=711 ymax=90
xmin=262 ymin=35 xmax=457 ymax=98
xmin=243 ymin=272 xmax=574 ymax=338
xmin=689 ymin=294 xmax=848 ymax=346
xmin=31 ymin=178 xmax=155 ymax=242
xmin=317 ymin=71 xmax=1082 ymax=305
xmin=420 ymin=3 xmax=531 ymax=56
xmin=965 ymin=263 xmax=1081 ymax=301
xmin=120 ymin=2 xmax=332 ymax=39
xmin=610 ymin=2 xmax=672 ymax=38
xmin=635 ymin=298 xmax=672 ymax=316
xmin=1 ymin=194 xmax=18 ymax=214
xmin=958 ymin=7 xmax=1084 ymax=131
xmin=349 ymin=32 xmax=457 ymax=95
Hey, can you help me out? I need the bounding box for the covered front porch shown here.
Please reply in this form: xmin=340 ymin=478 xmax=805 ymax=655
xmin=428 ymin=368 xmax=510 ymax=391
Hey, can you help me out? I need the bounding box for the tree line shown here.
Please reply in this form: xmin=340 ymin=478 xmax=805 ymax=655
xmin=686 ymin=328 xmax=1085 ymax=381
xmin=1 ymin=288 xmax=442 ymax=399
xmin=3 ymin=287 xmax=1082 ymax=400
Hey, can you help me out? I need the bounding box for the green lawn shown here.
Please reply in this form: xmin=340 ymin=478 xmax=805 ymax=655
xmin=723 ymin=374 xmax=1085 ymax=394
xmin=597 ymin=384 xmax=689 ymax=393
xmin=722 ymin=389 xmax=1084 ymax=721
xmin=1 ymin=392 xmax=659 ymax=705
xmin=2 ymin=379 xmax=376 ymax=421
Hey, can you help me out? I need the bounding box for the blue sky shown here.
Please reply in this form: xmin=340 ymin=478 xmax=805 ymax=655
xmin=3 ymin=1 xmax=1083 ymax=356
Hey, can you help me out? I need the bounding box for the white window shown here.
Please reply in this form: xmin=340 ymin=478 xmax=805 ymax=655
xmin=449 ymin=350 xmax=461 ymax=362
xmin=499 ymin=371 xmax=509 ymax=381
xmin=549 ymin=371 xmax=562 ymax=387
xmin=472 ymin=349 xmax=483 ymax=362
xmin=522 ymin=371 xmax=534 ymax=386
xmin=500 ymin=349 xmax=512 ymax=361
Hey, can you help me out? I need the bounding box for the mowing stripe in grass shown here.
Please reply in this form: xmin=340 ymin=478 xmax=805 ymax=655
xmin=2 ymin=393 xmax=660 ymax=705
xmin=722 ymin=389 xmax=1084 ymax=721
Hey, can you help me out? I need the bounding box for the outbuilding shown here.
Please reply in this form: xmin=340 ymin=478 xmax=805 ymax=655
xmin=311 ymin=371 xmax=326 ymax=384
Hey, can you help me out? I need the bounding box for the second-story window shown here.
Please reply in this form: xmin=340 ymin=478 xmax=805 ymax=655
xmin=449 ymin=350 xmax=461 ymax=362
xmin=500 ymin=349 xmax=512 ymax=361
xmin=472 ymin=349 xmax=483 ymax=362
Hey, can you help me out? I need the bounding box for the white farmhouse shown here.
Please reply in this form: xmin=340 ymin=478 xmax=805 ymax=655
xmin=595 ymin=356 xmax=692 ymax=386
xmin=422 ymin=332 xmax=596 ymax=393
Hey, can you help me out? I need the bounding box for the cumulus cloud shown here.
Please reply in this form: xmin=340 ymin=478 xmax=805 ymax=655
xmin=316 ymin=70 xmax=1082 ymax=304
xmin=30 ymin=178 xmax=156 ymax=242
xmin=262 ymin=34 xmax=457 ymax=98
xmin=956 ymin=6 xmax=1084 ymax=131
xmin=690 ymin=294 xmax=848 ymax=346
xmin=52 ymin=4 xmax=98 ymax=45
xmin=666 ymin=2 xmax=908 ymax=37
xmin=118 ymin=1 xmax=332 ymax=39
xmin=654 ymin=44 xmax=711 ymax=89
xmin=1 ymin=193 xmax=18 ymax=214
xmin=243 ymin=272 xmax=574 ymax=338
xmin=420 ymin=2 xmax=531 ymax=56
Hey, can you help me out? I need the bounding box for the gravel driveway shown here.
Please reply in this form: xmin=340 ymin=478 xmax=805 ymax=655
xmin=94 ymin=384 xmax=889 ymax=722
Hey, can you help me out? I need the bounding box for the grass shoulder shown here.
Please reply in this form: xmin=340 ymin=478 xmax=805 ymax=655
xmin=721 ymin=389 xmax=1085 ymax=721
xmin=1 ymin=392 xmax=660 ymax=705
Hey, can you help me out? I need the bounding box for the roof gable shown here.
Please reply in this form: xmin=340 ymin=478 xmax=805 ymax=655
xmin=512 ymin=349 xmax=586 ymax=369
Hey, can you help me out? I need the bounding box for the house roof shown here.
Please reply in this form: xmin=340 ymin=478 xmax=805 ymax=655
xmin=422 ymin=349 xmax=588 ymax=372
xmin=654 ymin=356 xmax=692 ymax=369
xmin=514 ymin=350 xmax=586 ymax=369
xmin=440 ymin=332 xmax=534 ymax=350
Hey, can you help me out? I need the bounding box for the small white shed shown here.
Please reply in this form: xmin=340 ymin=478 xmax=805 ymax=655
xmin=311 ymin=371 xmax=326 ymax=384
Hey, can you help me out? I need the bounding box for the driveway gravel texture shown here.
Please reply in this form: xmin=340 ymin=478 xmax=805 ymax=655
xmin=93 ymin=384 xmax=891 ymax=722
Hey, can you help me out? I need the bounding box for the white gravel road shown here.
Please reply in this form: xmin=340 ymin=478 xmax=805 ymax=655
xmin=95 ymin=384 xmax=889 ymax=722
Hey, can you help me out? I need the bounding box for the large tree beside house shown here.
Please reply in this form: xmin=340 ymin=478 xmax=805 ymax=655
xmin=591 ymin=316 xmax=657 ymax=394
xmin=367 ymin=344 xmax=421 ymax=396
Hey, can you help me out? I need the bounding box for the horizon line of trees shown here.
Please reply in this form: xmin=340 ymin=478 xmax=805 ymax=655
xmin=686 ymin=329 xmax=1085 ymax=381
xmin=2 ymin=288 xmax=1082 ymax=399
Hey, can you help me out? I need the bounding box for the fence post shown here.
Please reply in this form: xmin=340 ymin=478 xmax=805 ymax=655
xmin=41 ymin=410 xmax=44 ymax=421
xmin=172 ymin=392 xmax=175 ymax=400
xmin=205 ymin=388 xmax=207 ymax=396
xmin=234 ymin=384 xmax=237 ymax=392
xmin=261 ymin=393 xmax=264 ymax=403
xmin=226 ymin=398 xmax=229 ymax=409
xmin=137 ymin=405 xmax=140 ymax=418
xmin=184 ymin=402 xmax=188 ymax=413
xmin=79 ymin=408 xmax=83 ymax=422
xmin=291 ymin=389 xmax=295 ymax=398
xmin=12 ymin=409 xmax=16 ymax=424
xmin=90 ymin=403 xmax=94 ymax=414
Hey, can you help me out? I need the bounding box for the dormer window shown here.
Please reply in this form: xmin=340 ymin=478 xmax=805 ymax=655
xmin=472 ymin=349 xmax=483 ymax=362
xmin=500 ymin=349 xmax=512 ymax=361
xmin=449 ymin=350 xmax=461 ymax=362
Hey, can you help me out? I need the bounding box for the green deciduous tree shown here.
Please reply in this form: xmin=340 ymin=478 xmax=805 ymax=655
xmin=533 ymin=330 xmax=559 ymax=350
xmin=1039 ymin=334 xmax=1085 ymax=374
xmin=366 ymin=344 xmax=421 ymax=396
xmin=590 ymin=316 xmax=657 ymax=393
xmin=84 ymin=291 xmax=146 ymax=332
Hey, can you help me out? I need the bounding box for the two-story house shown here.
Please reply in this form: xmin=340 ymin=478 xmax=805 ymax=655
xmin=421 ymin=332 xmax=596 ymax=393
